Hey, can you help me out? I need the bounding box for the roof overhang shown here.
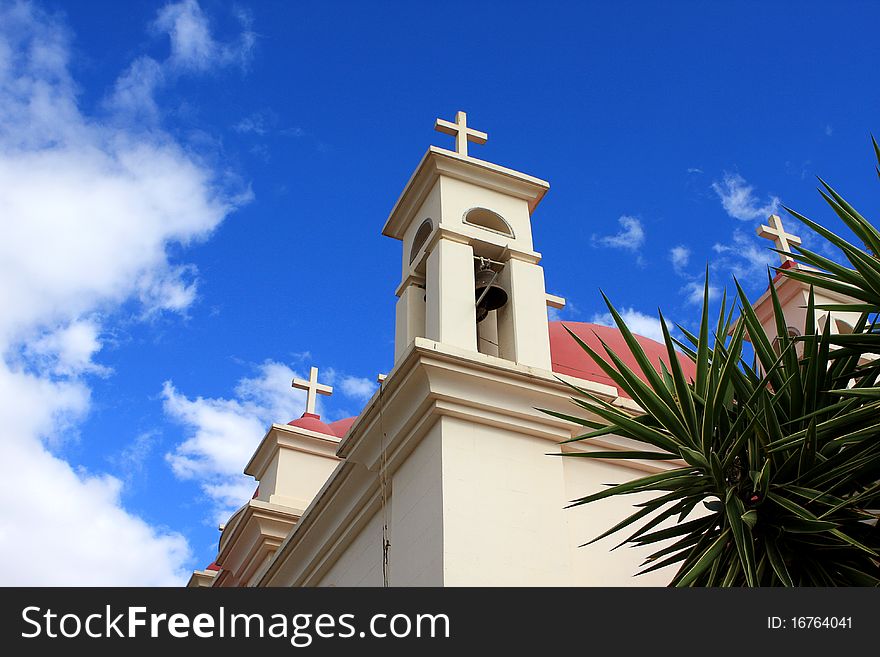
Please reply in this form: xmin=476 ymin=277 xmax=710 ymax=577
xmin=382 ymin=146 xmax=550 ymax=240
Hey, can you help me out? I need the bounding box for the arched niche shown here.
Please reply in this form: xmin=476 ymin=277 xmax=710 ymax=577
xmin=463 ymin=207 xmax=514 ymax=238
xmin=409 ymin=219 xmax=433 ymax=264
xmin=772 ymin=326 xmax=801 ymax=356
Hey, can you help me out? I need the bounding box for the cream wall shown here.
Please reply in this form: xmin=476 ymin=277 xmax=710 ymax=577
xmin=316 ymin=423 xmax=447 ymax=587
xmin=268 ymin=447 xmax=339 ymax=509
xmin=561 ymin=456 xmax=680 ymax=586
xmin=388 ymin=421 xmax=444 ymax=585
xmin=437 ymin=176 xmax=535 ymax=251
xmin=317 ymin=508 xmax=384 ymax=587
xmin=401 ymin=181 xmax=441 ymax=278
xmin=439 ymin=416 xmax=680 ymax=586
xmin=313 ymin=416 xmax=680 ymax=587
xmin=440 ymin=416 xmax=572 ymax=586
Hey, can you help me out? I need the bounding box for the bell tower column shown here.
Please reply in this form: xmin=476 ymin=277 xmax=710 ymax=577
xmin=497 ymin=256 xmax=552 ymax=369
xmin=394 ymin=283 xmax=426 ymax=362
xmin=425 ymin=236 xmax=478 ymax=351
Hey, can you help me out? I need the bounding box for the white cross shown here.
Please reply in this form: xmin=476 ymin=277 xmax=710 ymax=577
xmin=757 ymin=214 xmax=802 ymax=264
xmin=434 ymin=110 xmax=488 ymax=157
xmin=292 ymin=366 xmax=333 ymax=415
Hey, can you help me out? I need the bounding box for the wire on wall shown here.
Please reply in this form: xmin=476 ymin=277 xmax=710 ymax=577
xmin=378 ymin=379 xmax=391 ymax=587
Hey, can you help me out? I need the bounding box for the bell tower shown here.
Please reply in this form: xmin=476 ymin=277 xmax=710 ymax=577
xmin=383 ymin=111 xmax=556 ymax=370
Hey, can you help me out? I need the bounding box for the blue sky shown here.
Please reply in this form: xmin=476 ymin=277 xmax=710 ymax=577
xmin=1 ymin=0 xmax=878 ymax=584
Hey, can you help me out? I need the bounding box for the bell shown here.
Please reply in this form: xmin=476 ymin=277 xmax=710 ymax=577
xmin=474 ymin=266 xmax=509 ymax=322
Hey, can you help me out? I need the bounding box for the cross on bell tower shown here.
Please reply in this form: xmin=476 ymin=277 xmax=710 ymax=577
xmin=434 ymin=110 xmax=488 ymax=157
xmin=292 ymin=366 xmax=333 ymax=416
xmin=758 ymin=214 xmax=802 ymax=264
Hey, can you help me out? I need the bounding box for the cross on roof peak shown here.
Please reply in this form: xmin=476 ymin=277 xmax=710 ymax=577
xmin=434 ymin=110 xmax=488 ymax=158
xmin=292 ymin=366 xmax=333 ymax=416
xmin=757 ymin=214 xmax=802 ymax=264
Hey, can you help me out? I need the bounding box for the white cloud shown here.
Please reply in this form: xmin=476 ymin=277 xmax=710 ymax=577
xmin=137 ymin=265 xmax=200 ymax=316
xmin=711 ymin=172 xmax=780 ymax=221
xmin=591 ymin=307 xmax=668 ymax=343
xmin=108 ymin=56 xmax=165 ymax=120
xmin=110 ymin=0 xmax=254 ymax=118
xmin=825 ymin=124 xmax=833 ymax=137
xmin=154 ymin=0 xmax=255 ymax=72
xmin=235 ymin=361 xmax=308 ymax=421
xmin=338 ymin=375 xmax=376 ymax=402
xmin=681 ymin=280 xmax=721 ymax=306
xmin=666 ymin=244 xmax=721 ymax=306
xmin=0 ymin=134 xmax=232 ymax=340
xmin=110 ymin=431 xmax=158 ymax=481
xmin=233 ymin=112 xmax=271 ymax=136
xmin=712 ymin=230 xmax=776 ymax=287
xmin=592 ymin=215 xmax=645 ymax=251
xmin=0 ymin=1 xmax=248 ymax=584
xmin=26 ymin=319 xmax=110 ymax=377
xmin=163 ymin=362 xmax=308 ymax=522
xmin=547 ymin=298 xmax=579 ymax=323
xmin=323 ymin=368 xmax=377 ymax=403
xmin=0 ymin=363 xmax=190 ymax=585
xmin=234 ymin=116 xmax=267 ymax=135
xmin=687 ymin=167 xmax=703 ymax=174
xmin=669 ymin=245 xmax=690 ymax=274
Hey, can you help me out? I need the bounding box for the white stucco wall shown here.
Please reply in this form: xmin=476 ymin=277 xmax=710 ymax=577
xmin=388 ymin=421 xmax=445 ymax=585
xmin=440 ymin=416 xmax=572 ymax=586
xmin=317 ymin=507 xmax=384 ymax=587
xmin=317 ymin=422 xmax=446 ymax=587
xmin=561 ymin=455 xmax=680 ymax=586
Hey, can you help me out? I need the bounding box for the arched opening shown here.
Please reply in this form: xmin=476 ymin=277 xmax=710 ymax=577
xmin=409 ymin=219 xmax=433 ymax=264
xmin=464 ymin=207 xmax=514 ymax=237
xmin=835 ymin=318 xmax=854 ymax=335
xmin=772 ymin=326 xmax=801 ymax=356
xmin=818 ymin=314 xmax=854 ymax=336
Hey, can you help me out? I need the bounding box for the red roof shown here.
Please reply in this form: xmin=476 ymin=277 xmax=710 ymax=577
xmin=287 ymin=413 xmax=354 ymax=438
xmin=287 ymin=413 xmax=333 ymax=434
xmin=327 ymin=417 xmax=356 ymax=437
xmin=771 ymin=258 xmax=798 ymax=284
xmin=206 ymin=562 xmax=220 ymax=572
xmin=549 ymin=321 xmax=696 ymax=398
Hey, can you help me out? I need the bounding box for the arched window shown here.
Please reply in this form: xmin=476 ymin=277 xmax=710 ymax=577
xmin=409 ymin=219 xmax=433 ymax=264
xmin=463 ymin=207 xmax=514 ymax=237
xmin=772 ymin=326 xmax=801 ymax=356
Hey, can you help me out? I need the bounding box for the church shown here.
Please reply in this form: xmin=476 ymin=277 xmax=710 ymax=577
xmin=187 ymin=111 xmax=862 ymax=587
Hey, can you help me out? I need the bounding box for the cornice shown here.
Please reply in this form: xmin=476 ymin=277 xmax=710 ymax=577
xmin=383 ymin=147 xmax=549 ymax=240
xmin=217 ymin=499 xmax=302 ymax=562
xmin=245 ymin=423 xmax=341 ymax=479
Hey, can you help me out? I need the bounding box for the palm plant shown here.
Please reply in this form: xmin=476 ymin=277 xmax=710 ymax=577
xmin=550 ymin=141 xmax=880 ymax=586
